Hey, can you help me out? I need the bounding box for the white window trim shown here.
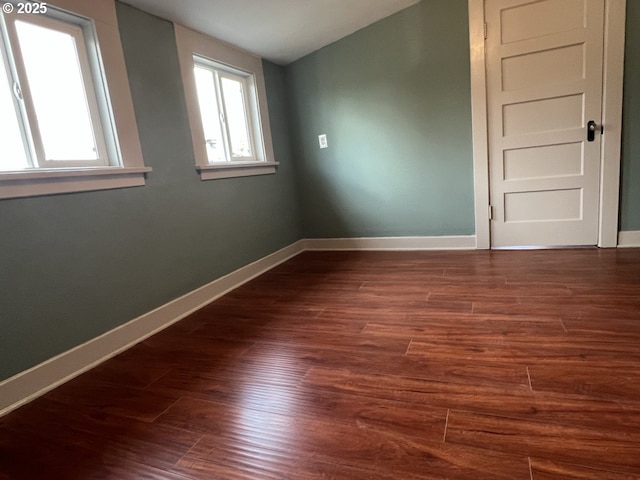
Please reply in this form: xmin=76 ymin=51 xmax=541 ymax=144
xmin=174 ymin=24 xmax=278 ymax=181
xmin=0 ymin=0 xmax=150 ymax=200
xmin=194 ymin=58 xmax=258 ymax=163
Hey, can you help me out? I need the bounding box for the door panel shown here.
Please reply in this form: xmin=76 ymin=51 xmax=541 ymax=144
xmin=499 ymin=0 xmax=586 ymax=44
xmin=486 ymin=0 xmax=605 ymax=247
xmin=503 ymin=143 xmax=583 ymax=180
xmin=502 ymin=94 xmax=584 ymax=136
xmin=504 ymin=188 xmax=582 ymax=222
xmin=501 ymin=44 xmax=585 ymax=92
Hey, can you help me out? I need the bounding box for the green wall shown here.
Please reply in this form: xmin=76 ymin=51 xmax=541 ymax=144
xmin=286 ymin=0 xmax=475 ymax=238
xmin=0 ymin=3 xmax=300 ymax=381
xmin=1 ymin=0 xmax=638 ymax=384
xmin=620 ymin=1 xmax=640 ymax=231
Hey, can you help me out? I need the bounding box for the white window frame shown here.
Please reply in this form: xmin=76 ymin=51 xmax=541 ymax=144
xmin=175 ymin=24 xmax=278 ymax=181
xmin=194 ymin=57 xmax=258 ymax=163
xmin=3 ymin=13 xmax=111 ymax=168
xmin=0 ymin=0 xmax=149 ymax=200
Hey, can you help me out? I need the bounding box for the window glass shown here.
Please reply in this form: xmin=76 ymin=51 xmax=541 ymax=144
xmin=220 ymin=76 xmax=252 ymax=158
xmin=193 ymin=58 xmax=257 ymax=164
xmin=16 ymin=20 xmax=98 ymax=161
xmin=194 ymin=65 xmax=226 ymax=164
xmin=0 ymin=47 xmax=29 ymax=169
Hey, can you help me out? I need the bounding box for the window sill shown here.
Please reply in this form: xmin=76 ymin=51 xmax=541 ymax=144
xmin=0 ymin=167 xmax=152 ymax=200
xmin=197 ymin=161 xmax=279 ymax=180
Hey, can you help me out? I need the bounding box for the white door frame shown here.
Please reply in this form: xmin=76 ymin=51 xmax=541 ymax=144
xmin=468 ymin=0 xmax=627 ymax=249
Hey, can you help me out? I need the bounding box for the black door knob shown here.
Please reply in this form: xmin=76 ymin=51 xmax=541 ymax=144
xmin=587 ymin=120 xmax=597 ymax=142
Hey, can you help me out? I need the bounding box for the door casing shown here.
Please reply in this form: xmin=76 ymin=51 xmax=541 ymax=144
xmin=468 ymin=0 xmax=627 ymax=248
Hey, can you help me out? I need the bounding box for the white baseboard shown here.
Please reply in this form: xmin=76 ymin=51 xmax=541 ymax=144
xmin=0 ymin=240 xmax=304 ymax=417
xmin=302 ymin=235 xmax=477 ymax=251
xmin=618 ymin=231 xmax=640 ymax=248
xmin=0 ymin=234 xmax=478 ymax=417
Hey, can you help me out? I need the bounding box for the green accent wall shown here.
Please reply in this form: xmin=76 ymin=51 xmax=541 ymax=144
xmin=286 ymin=0 xmax=475 ymax=238
xmin=620 ymin=1 xmax=640 ymax=231
xmin=0 ymin=3 xmax=300 ymax=381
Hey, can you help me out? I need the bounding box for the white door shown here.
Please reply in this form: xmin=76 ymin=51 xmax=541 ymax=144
xmin=486 ymin=0 xmax=605 ymax=247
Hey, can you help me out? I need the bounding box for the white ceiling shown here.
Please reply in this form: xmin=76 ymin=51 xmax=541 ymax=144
xmin=119 ymin=0 xmax=421 ymax=65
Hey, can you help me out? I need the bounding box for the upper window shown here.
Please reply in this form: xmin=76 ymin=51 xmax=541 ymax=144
xmin=2 ymin=14 xmax=109 ymax=168
xmin=175 ymin=25 xmax=277 ymax=180
xmin=194 ymin=59 xmax=257 ymax=163
xmin=0 ymin=1 xmax=149 ymax=199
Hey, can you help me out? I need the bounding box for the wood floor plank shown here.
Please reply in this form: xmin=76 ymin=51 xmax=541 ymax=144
xmin=363 ymin=314 xmax=566 ymax=338
xmin=474 ymin=301 xmax=640 ymax=323
xmin=0 ymin=397 xmax=201 ymax=475
xmin=446 ymin=409 xmax=640 ymax=474
xmin=155 ymin=394 xmax=447 ymax=445
xmin=0 ymin=432 xmax=200 ymax=480
xmin=80 ymin=354 xmax=175 ymax=389
xmin=529 ymin=458 xmax=640 ymax=480
xmin=528 ymin=363 xmax=640 ymax=401
xmin=192 ymin=315 xmax=369 ymax=343
xmin=175 ymin=417 xmax=531 ymax=480
xmin=302 ymin=366 xmax=640 ymax=431
xmin=272 ymin=289 xmax=434 ymax=310
xmin=43 ymin=376 xmax=181 ymax=422
xmin=176 ymin=455 xmax=405 ymax=480
xmin=256 ymin=331 xmax=411 ymax=354
xmin=518 ymin=294 xmax=640 ymax=309
xmin=407 ymin=333 xmax=640 ymax=366
xmin=561 ymin=314 xmax=640 ymax=335
xmin=242 ymin=341 xmax=531 ymax=389
xmin=147 ymin=360 xmax=310 ymax=399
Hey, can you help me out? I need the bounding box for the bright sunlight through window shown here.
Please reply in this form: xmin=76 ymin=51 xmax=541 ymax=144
xmin=15 ymin=20 xmax=100 ymax=162
xmin=0 ymin=48 xmax=28 ymax=169
xmin=194 ymin=59 xmax=256 ymax=164
xmin=1 ymin=12 xmax=109 ymax=170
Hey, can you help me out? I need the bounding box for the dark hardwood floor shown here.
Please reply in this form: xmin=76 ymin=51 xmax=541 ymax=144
xmin=1 ymin=249 xmax=640 ymax=479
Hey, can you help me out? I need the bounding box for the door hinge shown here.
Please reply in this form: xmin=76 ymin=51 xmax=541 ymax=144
xmin=483 ymin=22 xmax=487 ymax=39
xmin=489 ymin=205 xmax=494 ymax=220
